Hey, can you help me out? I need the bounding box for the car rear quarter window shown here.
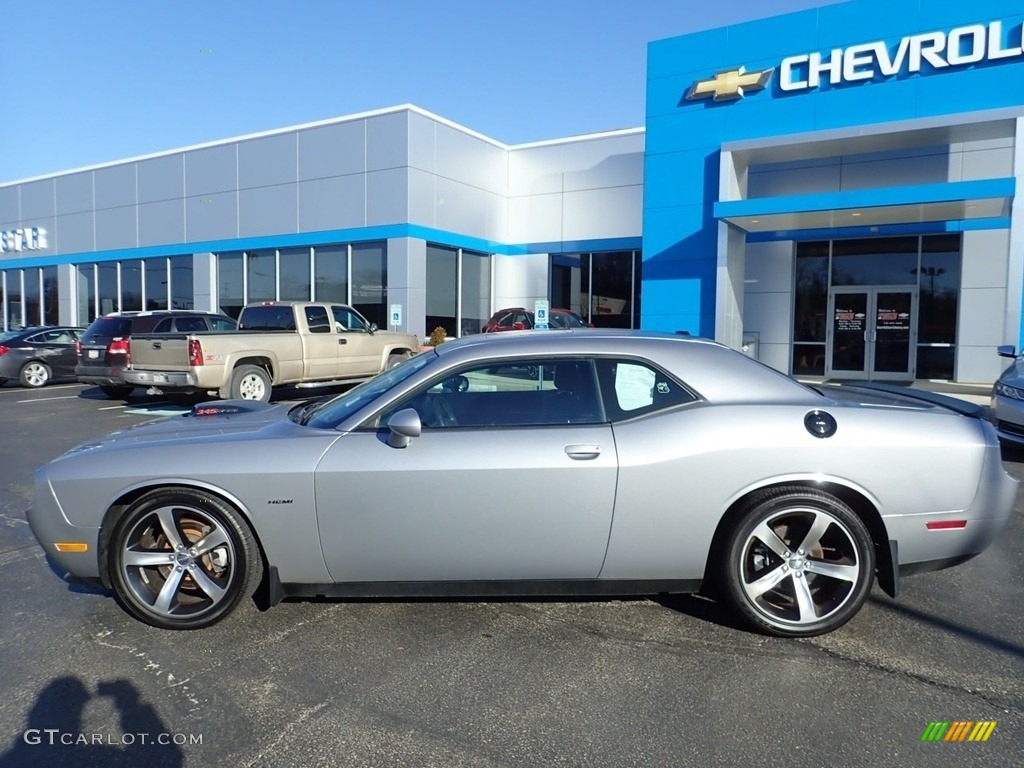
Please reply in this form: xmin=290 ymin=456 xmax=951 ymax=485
xmin=596 ymin=359 xmax=696 ymax=420
xmin=209 ymin=317 xmax=237 ymax=331
xmin=82 ymin=317 xmax=132 ymax=341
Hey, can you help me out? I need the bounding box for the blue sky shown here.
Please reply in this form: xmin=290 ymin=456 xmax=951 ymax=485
xmin=2 ymin=0 xmax=842 ymax=183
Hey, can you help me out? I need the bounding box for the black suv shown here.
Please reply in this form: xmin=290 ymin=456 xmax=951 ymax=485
xmin=76 ymin=311 xmax=236 ymax=398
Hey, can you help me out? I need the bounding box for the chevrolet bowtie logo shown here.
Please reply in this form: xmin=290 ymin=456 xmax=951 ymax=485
xmin=685 ymin=67 xmax=774 ymax=102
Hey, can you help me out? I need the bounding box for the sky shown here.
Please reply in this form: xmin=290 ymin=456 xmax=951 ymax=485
xmin=2 ymin=0 xmax=844 ymax=184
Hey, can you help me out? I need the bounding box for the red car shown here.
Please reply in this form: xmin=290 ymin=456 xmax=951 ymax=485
xmin=482 ymin=307 xmax=591 ymax=332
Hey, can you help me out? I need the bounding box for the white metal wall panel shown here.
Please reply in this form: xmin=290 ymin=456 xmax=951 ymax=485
xmin=298 ymin=176 xmax=365 ymax=232
xmin=960 ymin=147 xmax=1015 ymax=181
xmin=366 ymin=168 xmax=408 ymax=226
xmin=94 ymin=164 xmax=137 ymax=210
xmin=19 ymin=180 xmax=54 ymax=220
xmin=509 ymin=145 xmax=563 ymax=197
xmin=239 ymin=133 xmax=297 ymax=189
xmin=55 ymin=173 xmax=94 ymax=216
xmin=434 ymin=124 xmax=506 ymax=195
xmin=298 ymin=121 xmax=366 ymax=181
xmin=54 ymin=212 xmax=93 ymax=254
xmin=137 ymin=155 xmax=184 ymax=203
xmin=744 ymin=240 xmax=793 ymax=294
xmin=742 ymin=291 xmax=791 ymax=346
xmin=562 ymin=186 xmax=642 ymax=241
xmin=509 ymin=193 xmax=562 ymax=243
xmin=562 ymin=135 xmax=644 ymax=192
xmin=185 ymin=192 xmax=237 ymax=242
xmin=184 ymin=145 xmax=237 ymax=197
xmin=961 ymin=229 xmax=1010 ymax=289
xmin=95 ymin=206 xmax=137 ymax=251
xmin=366 ymin=113 xmax=409 ymax=172
xmin=239 ymin=184 xmax=298 ymax=237
xmin=138 ymin=200 xmax=184 ymax=247
xmin=434 ymin=176 xmax=496 ymax=241
xmin=407 ymin=111 xmax=436 ymax=176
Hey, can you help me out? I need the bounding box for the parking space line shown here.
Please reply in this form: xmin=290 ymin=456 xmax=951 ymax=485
xmin=16 ymin=395 xmax=83 ymax=403
xmin=98 ymin=405 xmax=128 ymax=410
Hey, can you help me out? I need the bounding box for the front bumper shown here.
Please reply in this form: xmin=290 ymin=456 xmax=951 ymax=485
xmin=991 ymin=392 xmax=1024 ymax=445
xmin=27 ymin=467 xmax=102 ymax=579
xmin=122 ymin=369 xmax=197 ymax=389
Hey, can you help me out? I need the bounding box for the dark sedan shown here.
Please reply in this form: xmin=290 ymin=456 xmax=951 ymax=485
xmin=0 ymin=326 xmax=84 ymax=388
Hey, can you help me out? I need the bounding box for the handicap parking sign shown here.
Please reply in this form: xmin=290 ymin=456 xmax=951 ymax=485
xmin=534 ymin=300 xmax=549 ymax=330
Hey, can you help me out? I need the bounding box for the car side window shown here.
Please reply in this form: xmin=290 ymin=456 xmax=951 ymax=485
xmin=380 ymin=359 xmax=604 ymax=429
xmin=595 ymin=359 xmax=696 ymax=420
xmin=209 ymin=317 xmax=237 ymax=331
xmin=332 ymin=306 xmax=369 ymax=333
xmin=152 ymin=318 xmax=173 ymax=333
xmin=175 ymin=317 xmax=207 ymax=333
xmin=497 ymin=313 xmax=515 ymax=329
xmin=306 ymin=306 xmax=331 ymax=334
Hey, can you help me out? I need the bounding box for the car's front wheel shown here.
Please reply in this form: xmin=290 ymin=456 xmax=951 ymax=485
xmin=721 ymin=487 xmax=874 ymax=637
xmin=19 ymin=361 xmax=51 ymax=388
xmin=107 ymin=488 xmax=263 ymax=630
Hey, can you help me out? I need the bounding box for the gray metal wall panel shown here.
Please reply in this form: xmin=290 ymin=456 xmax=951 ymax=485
xmin=0 ymin=187 xmax=18 ymax=220
xmin=186 ymin=192 xmax=237 ymax=242
xmin=509 ymin=193 xmax=562 ymax=243
xmin=748 ymin=164 xmax=841 ymax=198
xmin=56 ymin=173 xmax=94 ymax=216
xmin=509 ymin=145 xmax=563 ymax=196
xmin=840 ymin=154 xmax=949 ymax=190
xmin=239 ymin=184 xmax=298 ymax=237
xmin=185 ymin=145 xmax=237 ymax=196
xmin=961 ymin=229 xmax=1010 ymax=289
xmin=298 ymin=121 xmax=366 ymax=181
xmin=54 ymin=212 xmax=94 ymax=254
xmin=961 ymin=147 xmax=1015 ymax=181
xmin=21 ymin=180 xmax=55 ymax=219
xmin=435 ymin=125 xmax=506 ymax=195
xmin=367 ymin=112 xmax=408 ymax=172
xmin=138 ymin=155 xmax=184 ymax=203
xmin=239 ymin=133 xmax=297 ymax=189
xmin=562 ymin=135 xmax=644 ymax=192
xmin=297 ymin=176 xmax=365 ymax=231
xmin=139 ymin=200 xmax=184 ymax=247
xmin=366 ymin=168 xmax=407 ymax=226
xmin=94 ymin=164 xmax=137 ymax=210
xmin=95 ymin=206 xmax=138 ymax=251
xmin=434 ymin=176 xmax=494 ymax=241
xmin=744 ymin=240 xmax=794 ymax=294
xmin=407 ymin=168 xmax=435 ymax=228
xmin=408 ymin=112 xmax=436 ymax=175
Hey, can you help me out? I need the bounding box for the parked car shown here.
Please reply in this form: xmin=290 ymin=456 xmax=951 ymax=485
xmin=482 ymin=307 xmax=590 ymax=332
xmin=0 ymin=326 xmax=84 ymax=388
xmin=124 ymin=301 xmax=419 ymax=402
xmin=29 ymin=330 xmax=1016 ymax=634
xmin=992 ymin=344 xmax=1024 ymax=445
xmin=76 ymin=311 xmax=236 ymax=398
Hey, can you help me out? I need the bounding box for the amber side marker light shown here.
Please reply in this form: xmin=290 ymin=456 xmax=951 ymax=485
xmin=54 ymin=543 xmax=89 ymax=552
xmin=926 ymin=520 xmax=967 ymax=530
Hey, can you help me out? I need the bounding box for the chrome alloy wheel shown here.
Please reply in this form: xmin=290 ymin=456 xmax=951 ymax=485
xmin=20 ymin=361 xmax=50 ymax=388
xmin=740 ymin=507 xmax=861 ymax=628
xmin=236 ymin=372 xmax=267 ymax=400
xmin=119 ymin=504 xmax=237 ymax=621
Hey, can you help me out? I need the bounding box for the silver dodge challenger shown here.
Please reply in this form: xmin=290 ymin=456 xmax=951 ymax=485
xmin=28 ymin=330 xmax=1017 ymax=636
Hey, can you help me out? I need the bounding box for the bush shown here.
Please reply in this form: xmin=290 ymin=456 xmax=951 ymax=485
xmin=428 ymin=326 xmax=448 ymax=347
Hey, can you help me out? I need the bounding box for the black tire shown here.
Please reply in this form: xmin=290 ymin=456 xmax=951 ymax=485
xmin=19 ymin=361 xmax=51 ymax=388
xmin=230 ymin=364 xmax=271 ymax=402
xmin=721 ymin=486 xmax=874 ymax=638
xmin=107 ymin=487 xmax=263 ymax=630
xmin=386 ymin=352 xmax=412 ymax=370
xmin=99 ymin=384 xmax=135 ymax=399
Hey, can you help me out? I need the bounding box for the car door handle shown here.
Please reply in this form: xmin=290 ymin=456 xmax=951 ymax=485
xmin=565 ymin=444 xmax=601 ymax=460
xmin=338 ymin=338 xmax=347 ymax=345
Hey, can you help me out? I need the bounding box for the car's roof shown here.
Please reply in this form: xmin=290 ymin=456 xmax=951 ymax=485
xmin=433 ymin=329 xmax=819 ymax=405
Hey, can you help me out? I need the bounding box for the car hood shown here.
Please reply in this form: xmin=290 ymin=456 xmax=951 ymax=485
xmin=55 ymin=400 xmax=296 ymax=457
xmin=997 ymin=359 xmax=1024 ymax=388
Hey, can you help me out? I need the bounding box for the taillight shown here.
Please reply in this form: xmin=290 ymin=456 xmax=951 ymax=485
xmin=188 ymin=339 xmax=204 ymax=367
xmin=0 ymin=345 xmax=8 ymax=357
xmin=108 ymin=338 xmax=131 ymax=365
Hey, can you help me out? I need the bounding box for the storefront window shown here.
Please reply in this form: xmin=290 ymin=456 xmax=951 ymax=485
xmin=352 ymin=242 xmax=387 ymax=328
xmin=6 ymin=270 xmax=23 ymax=328
xmin=145 ymin=258 xmax=168 ymax=310
xmin=246 ymin=250 xmax=276 ymax=303
xmin=460 ymin=249 xmax=491 ymax=335
xmin=170 ymin=255 xmax=193 ymax=309
xmin=43 ymin=266 xmax=58 ymax=325
xmin=218 ymin=252 xmax=244 ymax=319
xmin=553 ymin=250 xmax=640 ymax=329
xmin=792 ymin=241 xmax=829 ymax=376
xmin=98 ymin=263 xmax=118 ymax=315
xmin=279 ymin=247 xmax=311 ymax=301
xmin=425 ymin=244 xmax=456 ymax=336
xmin=314 ymin=245 xmax=348 ymax=303
xmin=121 ymin=260 xmax=143 ymax=312
xmin=915 ymin=234 xmax=961 ymax=379
xmin=831 ymin=237 xmax=917 ymax=286
xmin=23 ymin=268 xmax=40 ymax=327
xmin=77 ymin=264 xmax=96 ymax=325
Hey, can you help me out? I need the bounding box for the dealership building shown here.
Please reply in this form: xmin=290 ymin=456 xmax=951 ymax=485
xmin=1 ymin=0 xmax=1021 ymax=383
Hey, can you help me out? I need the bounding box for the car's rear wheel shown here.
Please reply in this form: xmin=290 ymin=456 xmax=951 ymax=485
xmin=108 ymin=488 xmax=263 ymax=630
xmin=721 ymin=487 xmax=874 ymax=637
xmin=230 ymin=365 xmax=271 ymax=402
xmin=19 ymin=361 xmax=51 ymax=388
xmin=99 ymin=384 xmax=135 ymax=399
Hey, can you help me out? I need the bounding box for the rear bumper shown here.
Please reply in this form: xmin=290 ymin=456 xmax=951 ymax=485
xmin=122 ymin=369 xmax=197 ymax=388
xmin=75 ymin=364 xmax=128 ymax=386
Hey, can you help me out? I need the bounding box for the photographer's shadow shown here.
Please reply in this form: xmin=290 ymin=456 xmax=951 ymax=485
xmin=0 ymin=676 xmax=183 ymax=767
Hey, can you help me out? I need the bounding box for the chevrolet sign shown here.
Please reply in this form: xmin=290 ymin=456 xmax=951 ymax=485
xmin=684 ymin=19 xmax=1023 ymax=102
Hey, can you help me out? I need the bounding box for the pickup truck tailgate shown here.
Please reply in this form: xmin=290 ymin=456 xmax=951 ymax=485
xmin=128 ymin=334 xmax=194 ymax=371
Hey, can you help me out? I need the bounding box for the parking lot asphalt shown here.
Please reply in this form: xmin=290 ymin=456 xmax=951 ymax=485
xmin=0 ymin=383 xmax=1021 ymax=768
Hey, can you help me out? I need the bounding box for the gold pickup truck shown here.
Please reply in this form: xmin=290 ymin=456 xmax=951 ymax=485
xmin=124 ymin=301 xmax=419 ymax=402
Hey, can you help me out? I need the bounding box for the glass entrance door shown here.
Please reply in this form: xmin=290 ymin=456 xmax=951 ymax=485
xmin=826 ymin=287 xmax=916 ymax=381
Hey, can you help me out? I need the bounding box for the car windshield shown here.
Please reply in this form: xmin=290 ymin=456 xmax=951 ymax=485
xmin=300 ymin=352 xmax=435 ymax=429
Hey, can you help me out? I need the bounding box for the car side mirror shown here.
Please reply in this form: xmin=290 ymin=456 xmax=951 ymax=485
xmin=386 ymin=408 xmax=422 ymax=448
xmin=997 ymin=345 xmax=1017 ymax=359
xmin=368 ymin=322 xmax=378 ymax=334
